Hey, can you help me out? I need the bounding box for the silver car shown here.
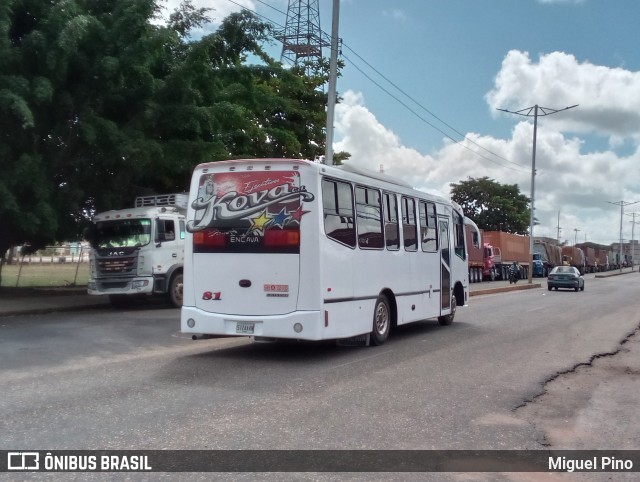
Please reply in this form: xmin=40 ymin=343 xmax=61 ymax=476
xmin=547 ymin=266 xmax=585 ymax=292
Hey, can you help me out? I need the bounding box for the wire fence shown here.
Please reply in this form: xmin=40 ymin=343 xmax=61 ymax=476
xmin=1 ymin=245 xmax=90 ymax=288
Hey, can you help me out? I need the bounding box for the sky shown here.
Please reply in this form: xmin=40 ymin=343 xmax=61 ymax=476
xmin=161 ymin=0 xmax=640 ymax=247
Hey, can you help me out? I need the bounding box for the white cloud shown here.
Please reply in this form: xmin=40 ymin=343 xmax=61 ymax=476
xmin=157 ymin=0 xmax=256 ymax=29
xmin=486 ymin=50 xmax=640 ymax=143
xmin=334 ymin=49 xmax=640 ymax=245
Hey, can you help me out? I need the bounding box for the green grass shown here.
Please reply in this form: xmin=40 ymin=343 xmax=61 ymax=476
xmin=0 ymin=262 xmax=90 ymax=288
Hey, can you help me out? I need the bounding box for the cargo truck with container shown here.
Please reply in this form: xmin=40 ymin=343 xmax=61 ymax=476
xmin=575 ymin=243 xmax=598 ymax=273
xmin=561 ymin=246 xmax=586 ymax=274
xmin=482 ymin=231 xmax=531 ymax=281
xmin=86 ymin=194 xmax=187 ymax=307
xmin=532 ymin=240 xmax=562 ymax=277
xmin=575 ymin=242 xmax=619 ymax=272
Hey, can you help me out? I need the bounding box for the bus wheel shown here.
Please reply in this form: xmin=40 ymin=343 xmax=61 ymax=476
xmin=371 ymin=295 xmax=391 ymax=346
xmin=438 ymin=293 xmax=457 ymax=326
xmin=167 ymin=273 xmax=184 ymax=308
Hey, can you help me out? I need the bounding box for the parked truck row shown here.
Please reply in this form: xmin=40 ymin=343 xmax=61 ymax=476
xmin=465 ymin=225 xmax=628 ymax=283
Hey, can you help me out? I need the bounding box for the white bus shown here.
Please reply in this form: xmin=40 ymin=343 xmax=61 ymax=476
xmin=181 ymin=159 xmax=473 ymax=346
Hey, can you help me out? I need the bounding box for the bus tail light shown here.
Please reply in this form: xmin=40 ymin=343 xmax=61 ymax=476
xmin=264 ymin=229 xmax=300 ymax=247
xmin=193 ymin=230 xmax=228 ymax=248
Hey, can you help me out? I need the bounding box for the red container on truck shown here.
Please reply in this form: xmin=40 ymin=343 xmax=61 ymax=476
xmin=482 ymin=231 xmax=531 ymax=280
xmin=562 ymin=246 xmax=586 ymax=274
xmin=575 ymin=243 xmax=597 ymax=273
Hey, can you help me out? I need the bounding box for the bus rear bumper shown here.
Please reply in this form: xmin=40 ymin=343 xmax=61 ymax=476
xmin=181 ymin=307 xmax=324 ymax=341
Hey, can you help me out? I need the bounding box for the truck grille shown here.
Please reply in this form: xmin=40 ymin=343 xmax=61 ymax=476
xmin=96 ymin=255 xmax=137 ymax=276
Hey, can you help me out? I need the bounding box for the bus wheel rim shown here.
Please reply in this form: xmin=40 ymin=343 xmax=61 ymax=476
xmin=375 ymin=302 xmax=389 ymax=335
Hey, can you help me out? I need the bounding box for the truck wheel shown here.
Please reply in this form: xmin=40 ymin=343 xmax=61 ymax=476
xmin=167 ymin=273 xmax=184 ymax=308
xmin=438 ymin=292 xmax=457 ymax=326
xmin=370 ymin=295 xmax=391 ymax=346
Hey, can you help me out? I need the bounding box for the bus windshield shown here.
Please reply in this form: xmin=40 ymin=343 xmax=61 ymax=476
xmin=92 ymin=219 xmax=152 ymax=249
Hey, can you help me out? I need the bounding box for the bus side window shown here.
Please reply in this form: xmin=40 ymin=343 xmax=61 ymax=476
xmin=356 ymin=186 xmax=383 ymax=249
xmin=322 ymin=178 xmax=356 ymax=248
xmin=454 ymin=211 xmax=465 ymax=259
xmin=383 ymin=192 xmax=399 ymax=250
xmin=401 ymin=197 xmax=417 ymax=251
xmin=419 ymin=201 xmax=438 ymax=252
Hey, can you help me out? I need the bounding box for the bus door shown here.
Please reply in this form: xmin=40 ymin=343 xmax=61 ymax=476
xmin=438 ymin=216 xmax=451 ymax=311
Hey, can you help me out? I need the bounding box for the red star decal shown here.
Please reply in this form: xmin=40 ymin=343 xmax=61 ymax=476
xmin=289 ymin=207 xmax=310 ymax=224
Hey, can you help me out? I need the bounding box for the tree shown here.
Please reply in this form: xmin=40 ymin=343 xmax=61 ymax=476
xmin=450 ymin=177 xmax=531 ymax=234
xmin=0 ymin=1 xmax=333 ymax=275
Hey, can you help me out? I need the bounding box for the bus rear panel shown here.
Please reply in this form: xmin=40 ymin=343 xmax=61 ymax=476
xmin=181 ymin=160 xmax=325 ymax=340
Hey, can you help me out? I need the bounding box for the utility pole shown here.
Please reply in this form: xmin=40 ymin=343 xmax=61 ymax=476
xmin=573 ymin=228 xmax=581 ymax=245
xmin=607 ymin=201 xmax=639 ymax=272
xmin=627 ymin=212 xmax=640 ymax=271
xmin=556 ymin=211 xmax=561 ymax=244
xmin=324 ymin=0 xmax=340 ymax=165
xmin=497 ymin=104 xmax=578 ymax=284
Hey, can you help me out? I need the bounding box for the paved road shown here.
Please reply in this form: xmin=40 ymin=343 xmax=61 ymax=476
xmin=1 ymin=272 xmax=639 ymax=480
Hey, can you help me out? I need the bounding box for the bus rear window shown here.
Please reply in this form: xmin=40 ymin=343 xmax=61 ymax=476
xmin=187 ymin=170 xmax=315 ymax=254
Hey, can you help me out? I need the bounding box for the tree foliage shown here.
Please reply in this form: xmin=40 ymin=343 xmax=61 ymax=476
xmin=450 ymin=177 xmax=531 ymax=234
xmin=0 ymin=0 xmax=334 ymax=261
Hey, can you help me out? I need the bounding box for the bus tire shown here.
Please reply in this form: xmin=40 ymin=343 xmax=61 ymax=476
xmin=371 ymin=295 xmax=391 ymax=346
xmin=167 ymin=273 xmax=184 ymax=308
xmin=438 ymin=292 xmax=457 ymax=326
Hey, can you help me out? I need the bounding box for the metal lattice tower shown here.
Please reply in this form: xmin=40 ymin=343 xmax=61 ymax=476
xmin=278 ymin=0 xmax=328 ymax=74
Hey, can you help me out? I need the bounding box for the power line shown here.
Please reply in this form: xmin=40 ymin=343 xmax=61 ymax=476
xmin=253 ymin=0 xmax=287 ymax=17
xmin=341 ymin=52 xmax=529 ymax=173
xmin=223 ymin=1 xmax=526 ymax=171
xmin=341 ymin=44 xmax=525 ymax=169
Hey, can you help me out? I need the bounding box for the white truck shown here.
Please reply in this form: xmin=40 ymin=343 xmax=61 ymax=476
xmin=86 ymin=194 xmax=187 ymax=307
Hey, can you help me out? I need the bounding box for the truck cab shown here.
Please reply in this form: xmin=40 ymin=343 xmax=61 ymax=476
xmin=86 ymin=194 xmax=187 ymax=307
xmin=532 ymin=252 xmax=545 ymax=277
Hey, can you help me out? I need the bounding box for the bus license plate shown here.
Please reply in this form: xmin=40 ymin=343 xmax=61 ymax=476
xmin=236 ymin=322 xmax=255 ymax=334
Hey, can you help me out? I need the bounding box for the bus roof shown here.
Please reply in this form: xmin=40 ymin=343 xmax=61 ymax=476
xmin=192 ymin=158 xmax=453 ymax=207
